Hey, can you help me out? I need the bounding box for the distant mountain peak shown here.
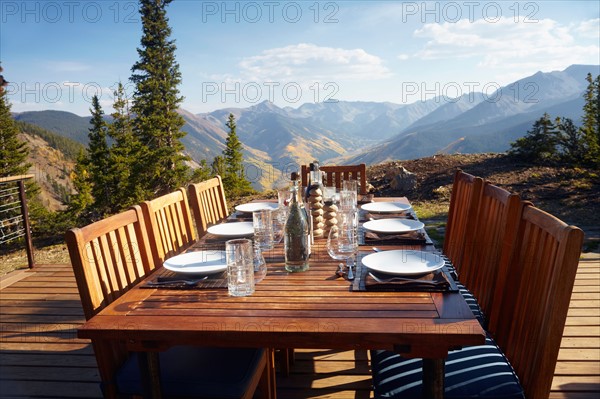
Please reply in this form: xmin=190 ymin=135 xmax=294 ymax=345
xmin=13 ymin=64 xmax=598 ymax=190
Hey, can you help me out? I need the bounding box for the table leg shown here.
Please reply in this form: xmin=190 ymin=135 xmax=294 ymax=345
xmin=138 ymin=352 xmax=162 ymax=399
xmin=422 ymin=358 xmax=444 ymax=399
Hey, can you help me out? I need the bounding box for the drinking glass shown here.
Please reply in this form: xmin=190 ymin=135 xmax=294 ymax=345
xmin=322 ymin=186 xmax=337 ymax=202
xmin=253 ymin=241 xmax=267 ymax=283
xmin=271 ymin=206 xmax=287 ymax=245
xmin=339 ymin=189 xmax=357 ymax=213
xmin=226 ymin=239 xmax=255 ymax=297
xmin=277 ymin=187 xmax=292 ymax=208
xmin=327 ymin=211 xmax=358 ymax=266
xmin=253 ymin=209 xmax=274 ymax=250
xmin=342 ymin=179 xmax=358 ymax=193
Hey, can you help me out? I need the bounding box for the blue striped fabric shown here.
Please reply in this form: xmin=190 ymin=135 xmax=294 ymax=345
xmin=371 ymin=336 xmax=524 ymax=399
xmin=456 ymin=281 xmax=487 ymax=326
xmin=440 ymin=255 xmax=487 ymax=326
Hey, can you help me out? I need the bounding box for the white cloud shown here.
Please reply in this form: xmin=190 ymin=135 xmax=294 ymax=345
xmin=238 ymin=43 xmax=392 ymax=82
xmin=405 ymin=17 xmax=599 ymax=80
xmin=46 ymin=61 xmax=92 ymax=73
xmin=575 ymin=18 xmax=600 ymax=39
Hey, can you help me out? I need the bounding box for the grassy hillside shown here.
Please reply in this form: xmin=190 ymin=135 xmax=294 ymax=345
xmin=14 ymin=110 xmax=91 ymax=145
xmin=15 ymin=120 xmax=85 ymax=160
xmin=368 ymin=153 xmax=600 ymax=230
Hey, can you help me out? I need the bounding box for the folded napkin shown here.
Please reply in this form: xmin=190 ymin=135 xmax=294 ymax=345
xmin=363 ymin=212 xmax=414 ymax=221
xmin=143 ymin=273 xmax=228 ymax=290
xmin=364 ymin=271 xmax=450 ymax=292
xmin=363 ymin=230 xmax=427 ymax=245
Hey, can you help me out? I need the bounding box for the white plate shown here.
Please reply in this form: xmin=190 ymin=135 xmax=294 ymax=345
xmin=361 ymin=202 xmax=412 ymax=213
xmin=207 ymin=222 xmax=254 ymax=237
xmin=163 ymin=251 xmax=227 ymax=275
xmin=362 ymin=218 xmax=424 ymax=234
xmin=235 ymin=202 xmax=279 ymax=213
xmin=362 ymin=250 xmax=445 ymax=276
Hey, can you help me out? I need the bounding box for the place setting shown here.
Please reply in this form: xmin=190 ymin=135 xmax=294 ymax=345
xmin=351 ymin=249 xmax=457 ymax=292
xmin=233 ymin=201 xmax=279 ymax=221
xmin=203 ymin=220 xmax=255 ymax=242
xmin=145 ymin=205 xmax=285 ymax=290
xmin=143 ymin=248 xmax=229 ymax=289
xmin=360 ymin=201 xmax=417 ymax=221
xmin=359 ymin=217 xmax=432 ymax=245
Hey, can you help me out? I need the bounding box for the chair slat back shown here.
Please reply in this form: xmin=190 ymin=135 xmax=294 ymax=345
xmin=66 ymin=206 xmax=153 ymax=320
xmin=300 ymin=164 xmax=368 ymax=195
xmin=188 ymin=176 xmax=229 ymax=237
xmin=141 ymin=188 xmax=196 ymax=267
xmin=490 ymin=204 xmax=583 ymax=399
xmin=459 ymin=183 xmax=521 ymax=317
xmin=443 ymin=170 xmax=483 ymax=271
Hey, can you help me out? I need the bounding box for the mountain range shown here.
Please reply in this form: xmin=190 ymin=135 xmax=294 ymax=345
xmin=13 ymin=64 xmax=599 ymax=190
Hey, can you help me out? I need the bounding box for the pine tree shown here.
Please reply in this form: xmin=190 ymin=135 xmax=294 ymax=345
xmin=555 ymin=117 xmax=585 ymax=164
xmin=107 ymin=82 xmax=145 ymax=211
xmin=509 ymin=113 xmax=558 ymax=163
xmin=130 ymin=0 xmax=189 ymax=196
xmin=212 ymin=155 xmax=226 ymax=178
xmin=67 ymin=150 xmax=94 ymax=222
xmin=581 ymin=73 xmax=600 ymax=166
xmin=0 ymin=75 xmax=30 ymax=177
xmin=222 ymin=113 xmax=253 ymax=196
xmin=190 ymin=159 xmax=212 ymax=183
xmin=87 ymin=95 xmax=111 ymax=216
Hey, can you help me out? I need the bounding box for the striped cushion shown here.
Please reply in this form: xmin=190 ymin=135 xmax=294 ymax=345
xmin=371 ymin=335 xmax=524 ymax=399
xmin=456 ymin=281 xmax=486 ymax=326
xmin=440 ymin=255 xmax=486 ymax=326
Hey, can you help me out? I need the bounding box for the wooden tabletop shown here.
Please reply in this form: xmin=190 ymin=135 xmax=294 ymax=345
xmin=77 ymin=197 xmax=486 ymax=398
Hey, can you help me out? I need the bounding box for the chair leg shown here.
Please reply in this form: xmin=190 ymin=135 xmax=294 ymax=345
xmin=287 ymin=348 xmax=295 ymax=366
xmin=257 ymin=348 xmax=277 ymax=399
xmin=276 ymin=348 xmax=293 ymax=377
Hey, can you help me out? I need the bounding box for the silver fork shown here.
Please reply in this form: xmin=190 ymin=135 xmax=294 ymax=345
xmin=368 ymin=272 xmax=438 ymax=285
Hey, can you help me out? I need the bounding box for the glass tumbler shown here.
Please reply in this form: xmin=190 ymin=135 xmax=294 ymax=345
xmin=253 ymin=209 xmax=274 ymax=250
xmin=226 ymin=238 xmax=255 ymax=297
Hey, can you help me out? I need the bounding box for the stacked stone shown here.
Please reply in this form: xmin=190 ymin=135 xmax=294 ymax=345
xmin=323 ymin=201 xmax=338 ymax=238
xmin=308 ymin=187 xmax=325 ymax=238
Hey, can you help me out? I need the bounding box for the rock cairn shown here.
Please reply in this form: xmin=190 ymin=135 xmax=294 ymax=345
xmin=323 ymin=201 xmax=338 ymax=238
xmin=307 ymin=186 xmax=324 ymax=238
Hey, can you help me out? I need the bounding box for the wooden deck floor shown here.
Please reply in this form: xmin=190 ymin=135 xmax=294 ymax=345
xmin=0 ymin=253 xmax=598 ymax=398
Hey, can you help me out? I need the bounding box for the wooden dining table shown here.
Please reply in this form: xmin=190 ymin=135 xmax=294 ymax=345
xmin=78 ymin=197 xmax=485 ymax=399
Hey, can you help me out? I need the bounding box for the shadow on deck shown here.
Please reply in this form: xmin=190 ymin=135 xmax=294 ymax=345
xmin=0 ymin=254 xmax=598 ymax=398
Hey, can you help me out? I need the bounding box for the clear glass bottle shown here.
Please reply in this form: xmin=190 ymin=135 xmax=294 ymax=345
xmin=307 ymin=160 xmax=325 ymax=239
xmin=284 ymin=177 xmax=310 ymax=272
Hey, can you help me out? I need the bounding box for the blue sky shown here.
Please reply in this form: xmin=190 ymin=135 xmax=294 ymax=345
xmin=2 ymin=0 xmax=599 ymax=116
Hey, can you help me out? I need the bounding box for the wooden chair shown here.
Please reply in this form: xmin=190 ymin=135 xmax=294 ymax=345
xmin=140 ymin=187 xmax=196 ymax=267
xmin=188 ymin=176 xmax=229 ymax=237
xmin=458 ymin=182 xmax=522 ymax=319
xmin=300 ymin=163 xmax=369 ymax=195
xmin=489 ymin=204 xmax=584 ymax=399
xmin=370 ymin=201 xmax=583 ymax=399
xmin=66 ymin=206 xmax=274 ymax=399
xmin=442 ymin=170 xmax=483 ymax=273
xmin=66 ymin=206 xmax=154 ymax=321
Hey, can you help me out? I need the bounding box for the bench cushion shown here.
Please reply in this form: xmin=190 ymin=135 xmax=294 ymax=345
xmin=116 ymin=346 xmax=265 ymax=398
xmin=456 ymin=281 xmax=486 ymax=326
xmin=371 ymin=336 xmax=524 ymax=399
